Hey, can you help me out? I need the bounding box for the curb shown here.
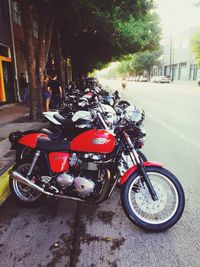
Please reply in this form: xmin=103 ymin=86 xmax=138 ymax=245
xmin=0 ymin=163 xmax=14 ymax=205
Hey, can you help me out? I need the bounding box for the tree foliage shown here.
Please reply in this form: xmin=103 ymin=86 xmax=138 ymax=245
xmin=58 ymin=0 xmax=161 ymax=75
xmin=20 ymin=0 xmax=161 ymax=119
xmin=132 ymin=49 xmax=162 ymax=75
xmin=191 ymin=27 xmax=200 ymax=68
xmin=94 ymin=49 xmax=162 ymax=78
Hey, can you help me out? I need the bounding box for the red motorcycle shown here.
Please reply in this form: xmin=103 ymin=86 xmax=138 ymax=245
xmin=9 ymin=123 xmax=185 ymax=231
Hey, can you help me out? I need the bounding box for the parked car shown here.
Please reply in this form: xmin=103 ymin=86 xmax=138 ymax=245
xmin=151 ymin=75 xmax=170 ymax=83
xmin=139 ymin=75 xmax=148 ymax=82
xmin=158 ymin=76 xmax=170 ymax=83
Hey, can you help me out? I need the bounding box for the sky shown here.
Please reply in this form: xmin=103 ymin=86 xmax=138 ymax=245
xmin=155 ymin=0 xmax=200 ymax=37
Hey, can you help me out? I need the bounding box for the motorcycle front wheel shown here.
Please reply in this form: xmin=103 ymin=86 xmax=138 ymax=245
xmin=9 ymin=160 xmax=46 ymax=207
xmin=121 ymin=166 xmax=185 ymax=231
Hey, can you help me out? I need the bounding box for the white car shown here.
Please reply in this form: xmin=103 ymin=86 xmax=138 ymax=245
xmin=151 ymin=76 xmax=170 ymax=83
xmin=158 ymin=76 xmax=170 ymax=83
xmin=139 ymin=75 xmax=148 ymax=82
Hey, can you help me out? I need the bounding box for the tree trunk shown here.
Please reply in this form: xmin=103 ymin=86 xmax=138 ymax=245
xmin=21 ymin=0 xmax=56 ymax=119
xmin=54 ymin=29 xmax=65 ymax=87
xmin=21 ymin=1 xmax=38 ymax=120
xmin=37 ymin=8 xmax=47 ymax=117
xmin=37 ymin=6 xmax=55 ymax=117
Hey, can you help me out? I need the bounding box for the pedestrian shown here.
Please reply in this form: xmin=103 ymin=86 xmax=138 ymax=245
xmin=122 ymin=76 xmax=127 ymax=90
xmin=48 ymin=73 xmax=63 ymax=110
xmin=19 ymin=72 xmax=29 ymax=103
xmin=43 ymin=75 xmax=51 ymax=111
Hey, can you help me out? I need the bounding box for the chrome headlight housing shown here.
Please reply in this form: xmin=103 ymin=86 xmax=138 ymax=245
xmin=123 ymin=105 xmax=145 ymax=126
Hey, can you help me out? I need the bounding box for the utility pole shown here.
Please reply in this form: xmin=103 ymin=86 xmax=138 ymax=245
xmin=169 ymin=33 xmax=173 ymax=82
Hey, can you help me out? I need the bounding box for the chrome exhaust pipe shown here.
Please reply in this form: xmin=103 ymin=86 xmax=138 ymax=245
xmin=10 ymin=170 xmax=53 ymax=196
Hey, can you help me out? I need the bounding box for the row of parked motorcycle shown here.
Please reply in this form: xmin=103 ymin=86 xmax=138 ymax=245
xmin=8 ymin=78 xmax=185 ymax=232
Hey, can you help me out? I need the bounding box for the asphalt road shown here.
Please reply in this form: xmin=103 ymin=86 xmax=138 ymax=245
xmin=0 ymin=80 xmax=200 ymax=267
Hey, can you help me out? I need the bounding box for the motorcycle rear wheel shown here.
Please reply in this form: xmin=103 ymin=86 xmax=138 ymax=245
xmin=9 ymin=161 xmax=46 ymax=207
xmin=121 ymin=166 xmax=185 ymax=231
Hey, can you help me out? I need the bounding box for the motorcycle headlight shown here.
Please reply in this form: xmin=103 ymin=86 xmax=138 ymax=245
xmin=123 ymin=105 xmax=145 ymax=126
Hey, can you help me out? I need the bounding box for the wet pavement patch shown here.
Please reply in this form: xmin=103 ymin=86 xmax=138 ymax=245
xmin=47 ymin=233 xmax=73 ymax=267
xmin=80 ymin=233 xmax=125 ymax=252
xmin=97 ymin=210 xmax=115 ymax=224
xmin=111 ymin=237 xmax=125 ymax=251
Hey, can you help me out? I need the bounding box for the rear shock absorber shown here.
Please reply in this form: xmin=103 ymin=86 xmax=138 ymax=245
xmin=27 ymin=150 xmax=41 ymax=178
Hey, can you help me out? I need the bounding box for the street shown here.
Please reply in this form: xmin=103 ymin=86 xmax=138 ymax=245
xmin=0 ymin=81 xmax=200 ymax=267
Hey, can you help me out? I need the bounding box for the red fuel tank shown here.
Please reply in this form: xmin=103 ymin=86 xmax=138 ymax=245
xmin=70 ymin=129 xmax=115 ymax=153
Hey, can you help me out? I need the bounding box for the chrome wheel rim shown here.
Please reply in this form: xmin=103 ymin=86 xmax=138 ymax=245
xmin=12 ymin=164 xmax=42 ymax=202
xmin=128 ymin=172 xmax=179 ymax=224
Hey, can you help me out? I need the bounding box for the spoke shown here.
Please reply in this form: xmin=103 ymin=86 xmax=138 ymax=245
xmin=128 ymin=172 xmax=179 ymax=224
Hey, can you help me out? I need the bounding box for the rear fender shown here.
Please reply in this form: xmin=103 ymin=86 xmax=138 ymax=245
xmin=10 ymin=142 xmax=23 ymax=150
xmin=119 ymin=161 xmax=163 ymax=185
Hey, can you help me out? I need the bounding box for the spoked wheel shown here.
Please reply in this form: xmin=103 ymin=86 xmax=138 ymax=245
xmin=9 ymin=161 xmax=45 ymax=207
xmin=121 ymin=166 xmax=185 ymax=231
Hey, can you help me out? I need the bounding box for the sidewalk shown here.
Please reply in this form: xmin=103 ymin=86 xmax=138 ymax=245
xmin=0 ymin=103 xmax=29 ymax=128
xmin=0 ymin=103 xmax=48 ymax=205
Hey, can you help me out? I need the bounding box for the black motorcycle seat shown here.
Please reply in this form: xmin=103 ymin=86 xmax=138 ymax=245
xmin=40 ymin=128 xmax=61 ymax=140
xmin=37 ymin=137 xmax=69 ymax=151
xmin=54 ymin=113 xmax=73 ymax=127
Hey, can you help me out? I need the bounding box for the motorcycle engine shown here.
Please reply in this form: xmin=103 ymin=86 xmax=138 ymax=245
xmin=56 ymin=172 xmax=95 ymax=196
xmin=56 ymin=153 xmax=108 ymax=198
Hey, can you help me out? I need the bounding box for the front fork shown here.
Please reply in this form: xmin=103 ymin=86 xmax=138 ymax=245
xmin=137 ymin=163 xmax=158 ymax=201
xmin=123 ymin=131 xmax=158 ymax=201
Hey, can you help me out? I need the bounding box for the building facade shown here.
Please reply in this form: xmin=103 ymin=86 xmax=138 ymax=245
xmin=153 ymin=27 xmax=200 ymax=81
xmin=0 ymin=0 xmax=16 ymax=103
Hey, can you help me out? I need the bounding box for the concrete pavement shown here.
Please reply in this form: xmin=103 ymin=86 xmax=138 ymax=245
xmin=0 ymin=103 xmax=29 ymax=128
